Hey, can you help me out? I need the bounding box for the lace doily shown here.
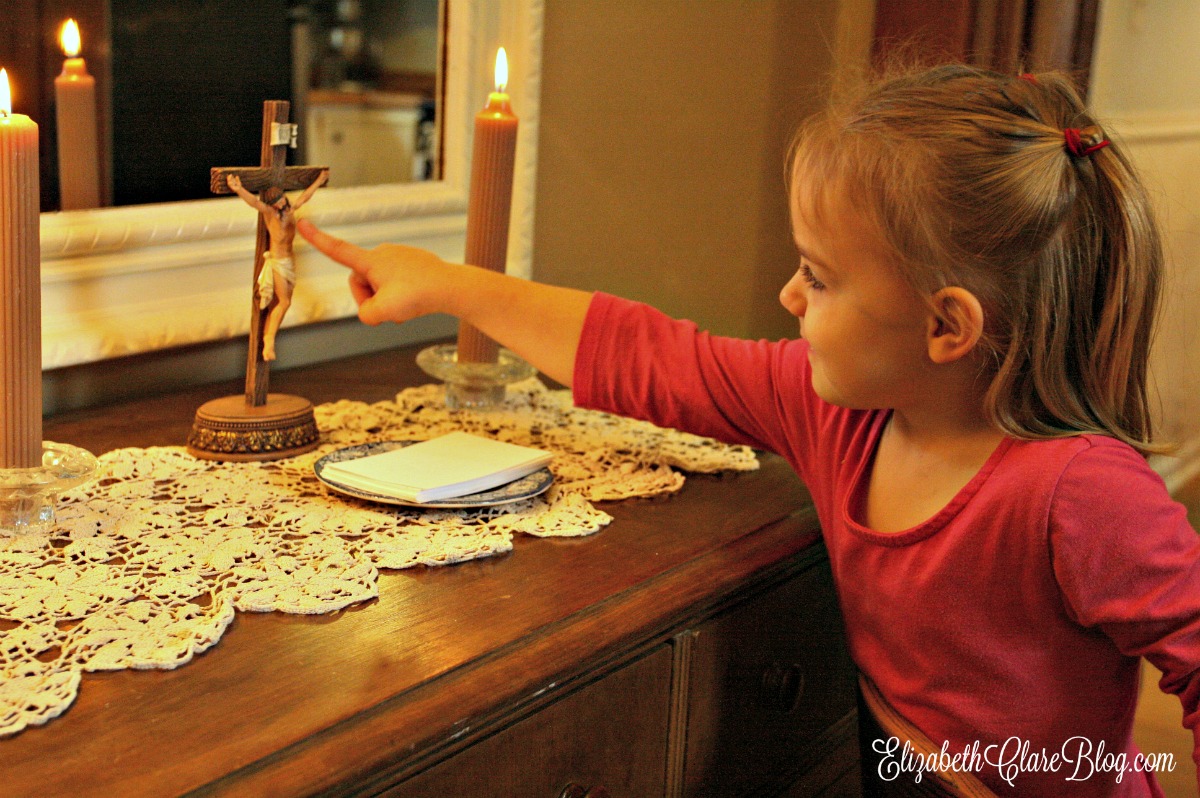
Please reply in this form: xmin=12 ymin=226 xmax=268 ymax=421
xmin=0 ymin=379 xmax=757 ymax=736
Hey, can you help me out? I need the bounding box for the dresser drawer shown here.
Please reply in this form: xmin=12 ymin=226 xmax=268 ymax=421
xmin=683 ymin=560 xmax=856 ymax=796
xmin=384 ymin=644 xmax=673 ymax=797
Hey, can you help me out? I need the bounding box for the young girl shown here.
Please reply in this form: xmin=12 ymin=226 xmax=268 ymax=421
xmin=298 ymin=65 xmax=1200 ymax=797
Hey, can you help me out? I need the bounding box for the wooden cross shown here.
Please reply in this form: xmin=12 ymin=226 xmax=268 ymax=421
xmin=211 ymin=100 xmax=326 ymax=407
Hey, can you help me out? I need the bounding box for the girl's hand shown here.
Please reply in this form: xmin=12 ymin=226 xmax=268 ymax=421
xmin=297 ymin=219 xmax=452 ymax=325
xmin=298 ymin=218 xmax=592 ymax=386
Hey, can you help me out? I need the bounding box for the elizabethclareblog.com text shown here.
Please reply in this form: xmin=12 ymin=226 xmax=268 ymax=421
xmin=873 ymin=736 xmax=1177 ymax=788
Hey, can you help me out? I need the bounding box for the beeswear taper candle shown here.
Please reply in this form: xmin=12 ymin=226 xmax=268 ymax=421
xmin=456 ymin=47 xmax=518 ymax=364
xmin=0 ymin=69 xmax=43 ymax=468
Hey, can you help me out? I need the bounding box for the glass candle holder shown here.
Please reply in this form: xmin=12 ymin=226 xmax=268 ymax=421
xmin=416 ymin=344 xmax=536 ymax=410
xmin=0 ymin=442 xmax=98 ymax=534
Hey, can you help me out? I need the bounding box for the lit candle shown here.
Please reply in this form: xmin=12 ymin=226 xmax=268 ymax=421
xmin=0 ymin=69 xmax=43 ymax=468
xmin=54 ymin=19 xmax=101 ymax=210
xmin=457 ymin=47 xmax=519 ymax=364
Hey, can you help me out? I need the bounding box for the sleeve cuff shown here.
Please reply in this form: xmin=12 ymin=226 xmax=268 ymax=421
xmin=571 ymin=291 xmax=621 ymax=412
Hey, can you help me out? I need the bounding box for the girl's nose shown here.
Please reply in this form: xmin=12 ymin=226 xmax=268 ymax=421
xmin=779 ymin=273 xmax=808 ymax=319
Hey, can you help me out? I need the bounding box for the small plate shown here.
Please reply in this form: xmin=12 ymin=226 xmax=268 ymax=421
xmin=314 ymin=440 xmax=554 ymax=509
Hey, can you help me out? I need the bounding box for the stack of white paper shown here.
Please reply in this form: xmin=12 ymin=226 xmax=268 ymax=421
xmin=321 ymin=432 xmax=553 ymax=503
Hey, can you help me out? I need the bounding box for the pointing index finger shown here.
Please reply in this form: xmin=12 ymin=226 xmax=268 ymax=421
xmin=298 ymin=219 xmax=369 ymax=274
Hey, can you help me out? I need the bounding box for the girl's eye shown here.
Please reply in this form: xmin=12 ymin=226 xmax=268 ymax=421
xmin=799 ymin=262 xmax=826 ymax=291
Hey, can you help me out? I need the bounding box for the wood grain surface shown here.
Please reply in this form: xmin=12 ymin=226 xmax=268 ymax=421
xmin=20 ymin=343 xmax=825 ymax=797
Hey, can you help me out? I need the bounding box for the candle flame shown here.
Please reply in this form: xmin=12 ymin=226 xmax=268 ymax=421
xmin=494 ymin=47 xmax=508 ymax=93
xmin=61 ymin=19 xmax=82 ymax=58
xmin=0 ymin=69 xmax=10 ymax=116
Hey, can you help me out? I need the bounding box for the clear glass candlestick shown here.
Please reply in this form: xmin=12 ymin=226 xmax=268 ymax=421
xmin=416 ymin=344 xmax=536 ymax=410
xmin=0 ymin=442 xmax=98 ymax=534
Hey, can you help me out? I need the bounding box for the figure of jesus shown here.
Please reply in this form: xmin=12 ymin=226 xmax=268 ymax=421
xmin=226 ymin=170 xmax=329 ymax=361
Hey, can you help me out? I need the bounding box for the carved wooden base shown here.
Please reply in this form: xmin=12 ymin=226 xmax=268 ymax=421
xmin=187 ymin=394 xmax=319 ymax=462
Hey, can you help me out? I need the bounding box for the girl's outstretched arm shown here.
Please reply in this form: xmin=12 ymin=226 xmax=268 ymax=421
xmin=297 ymin=219 xmax=592 ymax=387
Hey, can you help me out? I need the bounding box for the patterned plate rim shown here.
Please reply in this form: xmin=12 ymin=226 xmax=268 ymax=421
xmin=314 ymin=440 xmax=554 ymax=509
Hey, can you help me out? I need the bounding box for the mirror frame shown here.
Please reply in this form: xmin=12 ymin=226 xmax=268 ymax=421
xmin=39 ymin=0 xmax=544 ymax=369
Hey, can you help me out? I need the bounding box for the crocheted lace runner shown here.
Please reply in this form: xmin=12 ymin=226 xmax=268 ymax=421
xmin=0 ymin=380 xmax=757 ymax=736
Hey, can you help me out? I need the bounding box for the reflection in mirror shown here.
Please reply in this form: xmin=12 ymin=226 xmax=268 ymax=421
xmin=112 ymin=0 xmax=441 ymax=206
xmin=31 ymin=0 xmax=544 ymax=376
xmin=299 ymin=0 xmax=442 ymax=188
xmin=23 ymin=0 xmax=441 ymax=209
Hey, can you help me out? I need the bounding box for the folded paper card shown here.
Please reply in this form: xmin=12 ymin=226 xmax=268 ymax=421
xmin=319 ymin=432 xmax=553 ymax=503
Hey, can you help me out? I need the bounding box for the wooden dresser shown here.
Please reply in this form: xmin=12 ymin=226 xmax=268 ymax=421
xmin=13 ymin=344 xmax=861 ymax=797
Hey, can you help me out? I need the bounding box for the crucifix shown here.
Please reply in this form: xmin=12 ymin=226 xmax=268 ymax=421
xmin=212 ymin=100 xmax=328 ymax=401
xmin=186 ymin=100 xmax=328 ymax=462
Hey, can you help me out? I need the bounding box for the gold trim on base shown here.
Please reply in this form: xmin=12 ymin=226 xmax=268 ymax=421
xmin=187 ymin=394 xmax=319 ymax=462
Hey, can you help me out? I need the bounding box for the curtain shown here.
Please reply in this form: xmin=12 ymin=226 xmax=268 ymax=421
xmin=873 ymin=0 xmax=1101 ymax=90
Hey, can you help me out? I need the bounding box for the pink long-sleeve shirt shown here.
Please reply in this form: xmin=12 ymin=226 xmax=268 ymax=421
xmin=573 ymin=293 xmax=1200 ymax=797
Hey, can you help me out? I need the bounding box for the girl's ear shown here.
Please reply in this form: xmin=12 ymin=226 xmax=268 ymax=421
xmin=926 ymin=287 xmax=984 ymax=364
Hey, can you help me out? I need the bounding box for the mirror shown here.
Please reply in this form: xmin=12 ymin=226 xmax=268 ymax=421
xmin=109 ymin=0 xmax=441 ymax=206
xmin=13 ymin=0 xmax=442 ymax=208
xmin=35 ymin=0 xmax=543 ymax=370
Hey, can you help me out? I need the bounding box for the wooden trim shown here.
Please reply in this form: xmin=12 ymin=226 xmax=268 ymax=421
xmin=872 ymin=0 xmax=974 ymax=65
xmin=1150 ymin=437 xmax=1200 ymax=498
xmin=1027 ymin=1 xmax=1078 ymax=69
xmin=860 ymin=675 xmax=997 ymax=797
xmin=1103 ymin=112 xmax=1200 ymax=144
xmin=1071 ymin=0 xmax=1101 ymax=89
xmin=874 ymin=0 xmax=1099 ymax=92
xmin=665 ymin=630 xmax=697 ymax=798
xmin=970 ymin=0 xmax=1027 ymax=72
xmin=777 ymin=710 xmax=862 ymax=796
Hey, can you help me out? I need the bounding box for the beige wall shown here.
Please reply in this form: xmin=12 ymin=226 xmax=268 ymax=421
xmin=532 ymin=0 xmax=846 ymax=341
xmin=1091 ymin=0 xmax=1200 ymax=486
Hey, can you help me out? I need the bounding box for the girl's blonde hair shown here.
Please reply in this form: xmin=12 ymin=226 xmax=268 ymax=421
xmin=790 ymin=64 xmax=1164 ymax=453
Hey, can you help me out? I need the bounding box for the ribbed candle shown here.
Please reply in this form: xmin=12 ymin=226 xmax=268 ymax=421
xmin=456 ymin=56 xmax=518 ymax=364
xmin=55 ymin=20 xmax=101 ymax=211
xmin=0 ymin=73 xmax=43 ymax=469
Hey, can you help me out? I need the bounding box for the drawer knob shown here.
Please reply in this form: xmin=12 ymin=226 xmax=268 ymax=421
xmin=759 ymin=661 xmax=805 ymax=713
xmin=558 ymin=784 xmax=610 ymax=798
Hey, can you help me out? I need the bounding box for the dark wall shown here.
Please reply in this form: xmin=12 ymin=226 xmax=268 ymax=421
xmin=111 ymin=0 xmax=291 ymax=205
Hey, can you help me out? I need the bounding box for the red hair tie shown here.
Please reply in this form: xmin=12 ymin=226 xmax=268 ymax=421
xmin=1018 ymin=73 xmax=1038 ymax=85
xmin=1064 ymin=127 xmax=1110 ymax=158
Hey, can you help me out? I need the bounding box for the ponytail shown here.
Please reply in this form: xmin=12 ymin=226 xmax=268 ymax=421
xmin=984 ymin=73 xmax=1164 ymax=452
